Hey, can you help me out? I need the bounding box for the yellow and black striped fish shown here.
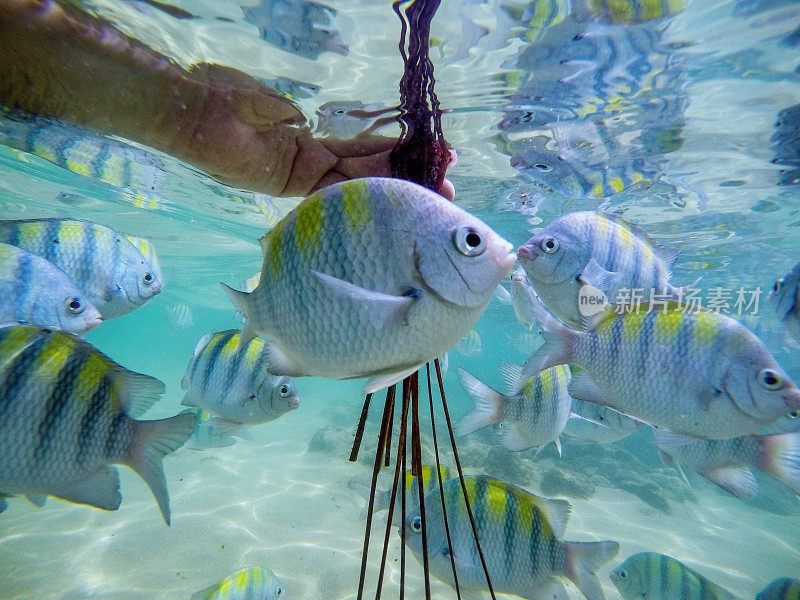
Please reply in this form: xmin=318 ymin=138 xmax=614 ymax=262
xmin=610 ymin=552 xmax=738 ymax=599
xmin=0 ymin=324 xmax=195 ymax=524
xmin=404 ymin=475 xmax=618 ymax=600
xmin=758 ymin=577 xmax=800 ymax=600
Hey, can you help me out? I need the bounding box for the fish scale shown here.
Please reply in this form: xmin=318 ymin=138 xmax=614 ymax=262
xmin=758 ymin=578 xmax=800 ymax=600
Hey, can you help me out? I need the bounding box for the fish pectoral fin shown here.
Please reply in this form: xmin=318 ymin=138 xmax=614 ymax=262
xmin=362 ymin=364 xmax=425 ymax=394
xmin=652 ymin=429 xmax=704 ymax=447
xmin=567 ymin=371 xmax=611 ymax=406
xmin=24 ymin=494 xmax=47 ymax=507
xmin=578 ymin=257 xmax=623 ymax=296
xmin=264 ymin=342 xmax=306 ymax=377
xmin=499 ymin=424 xmax=534 ymax=452
xmin=701 ymin=465 xmax=758 ymax=498
xmin=541 ymin=498 xmax=572 ymax=538
xmin=312 ymin=270 xmax=416 ymax=328
xmin=50 ymin=466 xmax=122 ymax=511
xmin=204 ymin=417 xmax=244 ymax=438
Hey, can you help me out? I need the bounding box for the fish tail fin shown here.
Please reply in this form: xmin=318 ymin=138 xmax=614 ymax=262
xmin=522 ymin=294 xmax=575 ymax=379
xmin=347 ymin=477 xmax=388 ymax=519
xmin=127 ymin=411 xmax=197 ymax=525
xmin=191 ymin=584 xmax=218 ymax=600
xmin=220 ymin=283 xmax=257 ymax=348
xmin=756 ymin=433 xmax=800 ymax=494
xmin=565 ymin=540 xmax=620 ymax=600
xmin=456 ymin=367 xmax=505 ymax=436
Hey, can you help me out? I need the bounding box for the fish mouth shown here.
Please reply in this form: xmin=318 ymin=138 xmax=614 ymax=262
xmin=492 ymin=241 xmax=517 ymax=273
xmin=84 ymin=314 xmax=103 ymax=331
xmin=782 ymin=387 xmax=800 ymax=409
xmin=287 ymin=398 xmax=300 ymax=411
xmin=516 ymin=245 xmax=537 ymax=262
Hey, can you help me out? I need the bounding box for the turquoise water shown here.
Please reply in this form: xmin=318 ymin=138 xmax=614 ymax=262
xmin=2 ymin=1 xmax=800 ymax=598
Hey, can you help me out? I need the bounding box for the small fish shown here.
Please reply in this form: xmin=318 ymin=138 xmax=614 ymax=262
xmin=315 ymin=101 xmax=396 ymax=138
xmin=403 ymin=475 xmax=619 ymax=600
xmin=610 ymin=552 xmax=738 ymax=600
xmin=350 ymin=464 xmax=457 ymax=523
xmin=243 ymin=0 xmax=348 ymax=59
xmin=757 ymin=578 xmax=800 ymax=600
xmin=0 ymin=242 xmax=102 ymax=334
xmin=457 ymin=364 xmax=572 ymax=454
xmin=581 ymin=0 xmax=687 ymax=24
xmin=0 ymin=219 xmax=163 ymax=319
xmin=654 ymin=429 xmax=800 ymax=499
xmin=192 ymin=567 xmax=284 ymax=600
xmin=523 ymin=296 xmax=800 ymax=439
xmin=517 ymin=211 xmax=692 ymax=329
xmin=181 ymin=330 xmax=300 ymax=432
xmin=0 ymin=325 xmax=195 ymax=524
xmin=770 ymin=260 xmax=800 ymax=342
xmin=455 ymin=329 xmax=483 ymax=357
xmin=166 ymin=303 xmax=193 ymax=329
xmin=510 ymin=266 xmax=538 ymax=328
xmin=222 ymin=178 xmax=515 ymax=394
xmin=564 ymin=398 xmax=642 ymax=444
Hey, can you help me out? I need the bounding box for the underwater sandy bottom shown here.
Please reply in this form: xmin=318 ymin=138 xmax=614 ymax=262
xmin=1 ymin=377 xmax=799 ymax=600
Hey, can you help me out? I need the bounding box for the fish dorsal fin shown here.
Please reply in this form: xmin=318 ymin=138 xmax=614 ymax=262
xmin=190 ymin=583 xmax=218 ymax=600
xmin=191 ymin=333 xmax=214 ymax=359
xmin=498 ymin=362 xmax=524 ymax=395
xmin=599 ymin=212 xmax=680 ymax=272
xmin=538 ymin=497 xmax=572 ymax=538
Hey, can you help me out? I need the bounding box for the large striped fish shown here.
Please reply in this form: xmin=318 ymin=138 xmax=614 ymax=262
xmin=457 ymin=364 xmax=573 ymax=454
xmin=758 ymin=578 xmax=800 ymax=600
xmin=517 ymin=211 xmax=694 ymax=329
xmin=181 ymin=330 xmax=300 ymax=430
xmin=403 ymin=475 xmax=619 ymax=600
xmin=610 ymin=552 xmax=737 ymax=599
xmin=654 ymin=429 xmax=800 ymax=499
xmin=0 ymin=242 xmax=102 ymax=334
xmin=0 ymin=218 xmax=163 ymax=319
xmin=523 ymin=297 xmax=800 ymax=439
xmin=223 ymin=178 xmax=516 ymax=394
xmin=0 ymin=108 xmax=165 ymax=195
xmin=0 ymin=325 xmax=195 ymax=524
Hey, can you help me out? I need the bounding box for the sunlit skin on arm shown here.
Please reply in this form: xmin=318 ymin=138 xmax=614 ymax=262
xmin=0 ymin=0 xmax=455 ymax=199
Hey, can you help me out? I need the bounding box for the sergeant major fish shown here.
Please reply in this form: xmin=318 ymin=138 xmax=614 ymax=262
xmin=192 ymin=567 xmax=284 ymax=600
xmin=523 ymin=296 xmax=800 ymax=439
xmin=0 ymin=324 xmax=195 ymax=524
xmin=457 ymin=364 xmax=573 ymax=454
xmin=403 ymin=475 xmax=619 ymax=600
xmin=610 ymin=552 xmax=738 ymax=600
xmin=517 ymin=211 xmax=694 ymax=329
xmin=0 ymin=242 xmax=102 ymax=334
xmin=0 ymin=219 xmax=163 ymax=319
xmin=654 ymin=429 xmax=800 ymax=498
xmin=181 ymin=330 xmax=300 ymax=435
xmin=222 ymin=178 xmax=516 ymax=394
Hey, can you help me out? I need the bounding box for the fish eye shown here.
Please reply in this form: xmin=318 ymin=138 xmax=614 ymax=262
xmin=280 ymin=384 xmax=290 ymax=396
xmin=411 ymin=516 xmax=422 ymax=532
xmin=276 ymin=587 xmax=282 ymax=596
xmin=758 ymin=369 xmax=783 ymax=390
xmin=534 ymin=163 xmax=552 ymax=172
xmin=142 ymin=272 xmax=154 ymax=286
xmin=618 ymin=569 xmax=628 ymax=579
xmin=454 ymin=226 xmax=486 ymax=257
xmin=66 ymin=297 xmax=84 ymax=314
xmin=442 ymin=546 xmax=450 ymax=556
xmin=789 ymin=410 xmax=799 ymax=419
xmin=539 ymin=237 xmax=559 ymax=254
xmin=774 ymin=280 xmax=782 ymax=293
